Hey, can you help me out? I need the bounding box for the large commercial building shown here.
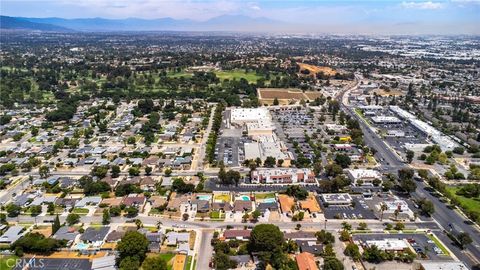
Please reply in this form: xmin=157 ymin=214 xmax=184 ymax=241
xmin=346 ymin=169 xmax=382 ymax=186
xmin=371 ymin=116 xmax=402 ymax=124
xmin=321 ymin=193 xmax=353 ymax=205
xmin=365 ymin=239 xmax=409 ymax=251
xmin=232 ymin=108 xmax=293 ymax=166
xmin=250 ymin=168 xmax=316 ymax=184
xmin=390 ymin=106 xmax=460 ymax=151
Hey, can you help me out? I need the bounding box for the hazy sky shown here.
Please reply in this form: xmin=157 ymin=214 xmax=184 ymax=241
xmin=2 ymin=0 xmax=480 ymax=34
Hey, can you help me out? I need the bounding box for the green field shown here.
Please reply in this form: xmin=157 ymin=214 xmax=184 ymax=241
xmin=445 ymin=186 xmax=480 ymax=219
xmin=166 ymin=71 xmax=193 ymax=78
xmin=166 ymin=69 xmax=263 ymax=83
xmin=215 ymin=69 xmax=263 ymax=83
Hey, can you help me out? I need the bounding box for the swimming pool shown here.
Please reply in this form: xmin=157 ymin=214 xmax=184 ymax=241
xmin=197 ymin=195 xmax=212 ymax=201
xmin=263 ymin=198 xmax=276 ymax=203
xmin=240 ymin=196 xmax=250 ymax=201
xmin=75 ymin=243 xmax=89 ymax=250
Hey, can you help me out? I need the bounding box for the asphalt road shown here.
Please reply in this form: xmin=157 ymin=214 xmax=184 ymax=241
xmin=413 ymin=181 xmax=480 ymax=266
xmin=197 ymin=230 xmax=214 ymax=270
xmin=339 ymin=76 xmax=480 ymax=268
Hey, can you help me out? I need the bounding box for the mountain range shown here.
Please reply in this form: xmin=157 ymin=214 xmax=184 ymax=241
xmin=0 ymin=15 xmax=287 ymax=32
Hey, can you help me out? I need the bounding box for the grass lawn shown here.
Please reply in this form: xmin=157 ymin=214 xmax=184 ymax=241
xmin=72 ymin=208 xmax=89 ymax=215
xmin=445 ymin=186 xmax=480 ymax=219
xmin=210 ymin=211 xmax=224 ymax=220
xmin=0 ymin=255 xmax=19 ymax=270
xmin=158 ymin=253 xmax=176 ymax=270
xmin=215 ymin=69 xmax=263 ymax=83
xmin=166 ymin=71 xmax=193 ymax=78
xmin=255 ymin=193 xmax=276 ymax=200
xmin=185 ymin=256 xmax=194 ymax=270
xmin=427 ymin=234 xmax=449 ymax=255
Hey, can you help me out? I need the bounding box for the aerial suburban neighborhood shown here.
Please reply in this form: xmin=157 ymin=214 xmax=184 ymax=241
xmin=0 ymin=2 xmax=480 ymax=270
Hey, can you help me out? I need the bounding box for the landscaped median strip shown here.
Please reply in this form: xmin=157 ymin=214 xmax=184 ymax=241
xmin=427 ymin=233 xmax=450 ymax=256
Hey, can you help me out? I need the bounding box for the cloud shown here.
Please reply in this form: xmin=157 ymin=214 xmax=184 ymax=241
xmin=250 ymin=5 xmax=261 ymax=11
xmin=401 ymin=1 xmax=445 ymax=9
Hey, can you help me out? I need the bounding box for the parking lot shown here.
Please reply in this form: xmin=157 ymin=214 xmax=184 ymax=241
xmin=353 ymin=233 xmax=452 ymax=261
xmin=320 ymin=197 xmax=377 ymax=220
xmin=215 ymin=137 xmax=240 ymax=166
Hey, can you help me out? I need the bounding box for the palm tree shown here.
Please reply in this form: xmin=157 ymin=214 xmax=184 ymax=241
xmin=380 ymin=203 xmax=388 ymax=222
xmin=156 ymin=221 xmax=163 ymax=229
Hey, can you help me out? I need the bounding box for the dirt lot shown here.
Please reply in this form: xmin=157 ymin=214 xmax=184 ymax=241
xmin=298 ymin=63 xmax=337 ymax=76
xmin=373 ymin=88 xmax=404 ymax=96
xmin=258 ymin=88 xmax=323 ymax=105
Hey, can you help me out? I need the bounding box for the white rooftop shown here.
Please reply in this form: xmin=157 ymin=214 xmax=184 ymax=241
xmin=366 ymin=239 xmax=408 ymax=251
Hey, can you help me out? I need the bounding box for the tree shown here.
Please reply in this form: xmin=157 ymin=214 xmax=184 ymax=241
xmin=164 ymin=168 xmax=172 ymax=176
xmin=119 ymin=256 xmax=140 ymax=270
xmin=91 ymin=166 xmax=109 ymax=178
xmin=418 ymin=169 xmax=428 ymax=180
xmin=339 ymin=230 xmax=350 ymax=241
xmin=145 ymin=166 xmax=152 ymax=176
xmin=213 ymin=252 xmax=238 ymax=270
xmin=457 ymin=232 xmax=473 ymax=249
xmin=128 ymin=166 xmax=140 ymax=176
xmin=248 ymin=224 xmax=284 ymax=253
xmin=110 ymin=206 xmax=121 ymax=217
xmin=29 ymin=205 xmax=42 ymax=216
xmin=315 ymin=230 xmax=335 ymax=244
xmin=111 ymin=165 xmax=121 ymax=178
xmin=39 ymin=165 xmax=50 ymax=178
xmin=417 ymin=198 xmax=435 ymax=216
xmin=323 ymin=257 xmax=344 ymax=270
xmin=397 ymin=168 xmax=416 ymax=194
xmin=125 ymin=206 xmax=139 ymax=217
xmin=400 ymin=178 xmax=417 ymax=194
xmin=6 ymin=203 xmax=21 ymax=217
xmin=341 ymin=222 xmax=352 ymax=231
xmin=406 ymin=150 xmax=414 ymax=163
xmin=264 ymin=156 xmax=276 ymax=168
xmin=218 ymin=163 xmax=227 ymax=184
xmin=252 ymin=210 xmax=261 ymax=222
xmin=12 ymin=233 xmax=64 ymax=254
xmin=273 ymin=97 xmax=279 ymax=106
xmin=357 ymin=222 xmax=368 ymax=230
xmin=141 ymin=256 xmax=168 ymax=270
xmin=285 ymin=185 xmax=308 ymax=200
xmin=102 ymin=209 xmax=111 ymax=225
xmin=52 ymin=215 xmax=61 ymax=234
xmin=380 ymin=203 xmax=388 ymax=222
xmin=171 ymin=178 xmax=195 ymax=194
xmin=334 ymin=154 xmax=351 ymax=168
xmin=398 ymin=168 xmax=414 ymax=181
xmin=117 ymin=231 xmax=149 ymax=263
xmin=394 ymin=222 xmax=405 ymax=231
xmin=66 ymin=213 xmax=80 ymax=225
xmin=363 ymin=245 xmax=384 ymax=263
xmin=344 ymin=243 xmax=361 ymax=261
xmin=225 ymin=170 xmax=241 ymax=186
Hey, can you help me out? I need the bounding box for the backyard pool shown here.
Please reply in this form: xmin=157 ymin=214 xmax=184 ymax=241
xmin=263 ymin=198 xmax=277 ymax=203
xmin=197 ymin=195 xmax=212 ymax=201
xmin=75 ymin=243 xmax=89 ymax=250
xmin=240 ymin=196 xmax=250 ymax=201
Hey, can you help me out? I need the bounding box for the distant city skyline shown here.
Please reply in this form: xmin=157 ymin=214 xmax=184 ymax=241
xmin=2 ymin=0 xmax=480 ymax=34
